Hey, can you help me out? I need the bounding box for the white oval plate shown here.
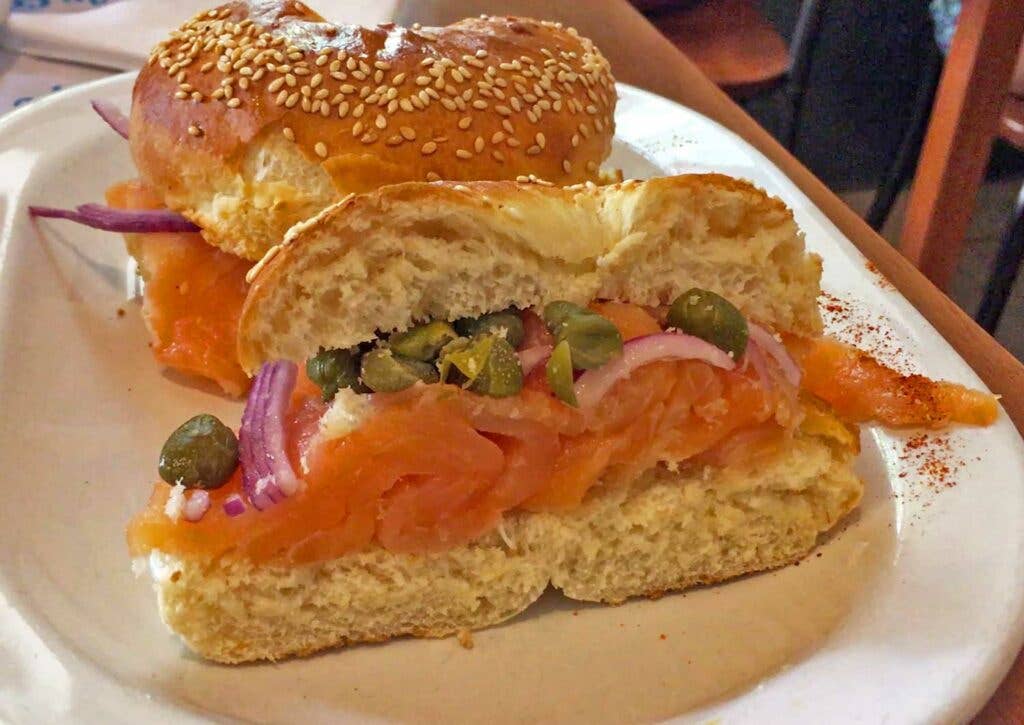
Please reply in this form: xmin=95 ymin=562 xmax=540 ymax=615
xmin=1 ymin=74 xmax=1023 ymax=724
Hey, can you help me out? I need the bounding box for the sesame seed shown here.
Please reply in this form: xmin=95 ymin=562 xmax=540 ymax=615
xmin=338 ymin=101 xmax=349 ymax=118
xmin=268 ymin=77 xmax=285 ymax=92
xmin=506 ymin=138 xmax=521 ymax=148
xmin=314 ymin=88 xmax=329 ymax=100
xmin=283 ymin=127 xmax=295 ymax=141
xmin=399 ymin=98 xmax=414 ymax=112
xmin=187 ymin=124 xmax=202 ymax=137
xmin=227 ymin=97 xmax=241 ymax=108
xmin=421 ymin=141 xmax=438 ymax=155
xmin=340 ymin=84 xmax=355 ymax=94
xmin=393 ymin=72 xmax=407 ymax=84
xmin=458 ymin=116 xmax=472 ymax=130
xmin=526 ymin=145 xmax=541 ymax=155
xmin=441 ymin=98 xmax=457 ymax=111
xmin=285 ymin=92 xmax=299 ymax=108
xmin=275 ymin=89 xmax=288 ymax=105
xmin=353 ymin=103 xmax=365 ymax=118
xmin=352 ymin=121 xmax=364 ymax=136
xmin=301 ymin=97 xmax=311 ymax=112
xmin=360 ymin=132 xmax=377 ymax=144
xmin=456 ymin=149 xmax=473 ymax=159
xmin=285 ymin=73 xmax=296 ymax=86
xmin=472 ymin=100 xmax=488 ymax=110
xmin=476 ymin=49 xmax=488 ymax=59
xmin=416 ymin=75 xmax=431 ymax=86
xmin=426 ymin=171 xmax=441 ymax=181
xmin=586 ymin=160 xmax=598 ymax=172
xmin=563 ymin=159 xmax=572 ymax=173
xmin=474 ymin=136 xmax=485 ymax=153
xmin=386 ymin=135 xmax=402 ymax=146
xmin=502 ymin=119 xmax=514 ymax=134
xmin=375 ymin=114 xmax=387 ymax=129
xmin=571 ymin=134 xmax=580 ymax=148
xmin=315 ymin=142 xmax=328 ymax=158
xmin=535 ymin=132 xmax=546 ymax=149
xmin=316 ymin=54 xmax=329 ymax=66
xmin=174 ymin=91 xmax=188 ymax=99
xmin=310 ymin=73 xmax=322 ymax=88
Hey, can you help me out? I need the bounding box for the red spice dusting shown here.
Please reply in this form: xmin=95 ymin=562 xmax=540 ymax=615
xmin=659 ymin=634 xmax=667 ymax=640
xmin=896 ymin=432 xmax=967 ymax=506
xmin=116 ymin=307 xmax=126 ymax=318
xmin=864 ymin=260 xmax=896 ymax=291
xmin=819 ymin=291 xmax=915 ymax=375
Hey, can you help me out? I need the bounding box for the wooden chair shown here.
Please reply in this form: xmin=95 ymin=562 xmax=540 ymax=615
xmin=975 ymin=96 xmax=1024 ymax=331
xmin=897 ymin=0 xmax=1024 ymax=297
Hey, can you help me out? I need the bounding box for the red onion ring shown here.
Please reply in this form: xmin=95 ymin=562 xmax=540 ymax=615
xmin=747 ymin=323 xmax=802 ymax=387
xmin=574 ymin=332 xmax=737 ymax=412
xmin=90 ymin=99 xmax=129 ymax=140
xmin=29 ymin=204 xmax=200 ymax=233
xmin=239 ymin=360 xmax=301 ymax=510
xmin=222 ymin=494 xmax=246 ymax=517
xmin=517 ymin=345 xmax=552 ymax=376
xmin=744 ymin=339 xmax=773 ymax=391
xmin=182 ymin=490 xmax=211 ymax=523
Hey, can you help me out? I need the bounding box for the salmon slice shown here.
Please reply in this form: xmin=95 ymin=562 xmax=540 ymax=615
xmin=128 ymin=306 xmax=791 ymax=563
xmin=106 ymin=181 xmax=251 ymax=396
xmin=793 ymin=336 xmax=999 ymax=428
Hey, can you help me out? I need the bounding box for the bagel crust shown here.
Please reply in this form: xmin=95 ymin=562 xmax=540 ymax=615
xmin=132 ymin=1 xmax=617 ymax=259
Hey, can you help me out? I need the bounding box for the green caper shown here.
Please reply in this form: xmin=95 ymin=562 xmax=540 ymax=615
xmin=360 ymin=348 xmax=439 ymax=392
xmin=306 ymin=347 xmax=360 ymax=401
xmin=542 ymin=300 xmax=589 ymax=334
xmin=159 ymin=414 xmax=238 ymax=489
xmin=546 ymin=340 xmax=577 ymax=406
xmin=388 ymin=320 xmax=458 ymax=361
xmin=454 ymin=309 xmax=525 ymax=348
xmin=439 ymin=334 xmax=524 ymax=397
xmin=667 ymin=288 xmax=748 ymax=359
xmin=554 ymin=312 xmax=623 ymax=369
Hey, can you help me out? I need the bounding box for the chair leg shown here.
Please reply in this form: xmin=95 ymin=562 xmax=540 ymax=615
xmin=976 ymin=185 xmax=1024 ymax=333
xmin=778 ymin=0 xmax=827 ymax=152
xmin=865 ymin=42 xmax=944 ymax=231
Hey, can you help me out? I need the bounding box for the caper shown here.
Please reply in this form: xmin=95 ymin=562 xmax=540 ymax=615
xmin=439 ymin=334 xmax=524 ymax=397
xmin=306 ymin=347 xmax=360 ymax=401
xmin=542 ymin=300 xmax=589 ymax=334
xmin=546 ymin=340 xmax=577 ymax=406
xmin=554 ymin=312 xmax=623 ymax=369
xmin=388 ymin=320 xmax=458 ymax=361
xmin=159 ymin=414 xmax=238 ymax=489
xmin=454 ymin=309 xmax=525 ymax=348
xmin=360 ymin=348 xmax=439 ymax=392
xmin=667 ymin=288 xmax=748 ymax=359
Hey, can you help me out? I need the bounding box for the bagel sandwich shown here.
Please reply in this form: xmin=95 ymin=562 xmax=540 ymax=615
xmin=31 ymin=0 xmax=616 ymax=395
xmin=128 ymin=174 xmax=998 ymax=663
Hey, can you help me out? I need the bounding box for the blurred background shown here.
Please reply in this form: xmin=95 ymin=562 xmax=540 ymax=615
xmin=2 ymin=0 xmax=1021 ymax=358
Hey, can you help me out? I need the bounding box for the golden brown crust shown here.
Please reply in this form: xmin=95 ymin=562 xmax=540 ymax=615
xmin=131 ymin=1 xmax=616 ymax=259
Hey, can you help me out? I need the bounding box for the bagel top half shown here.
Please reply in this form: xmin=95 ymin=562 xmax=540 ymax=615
xmin=132 ymin=0 xmax=617 ymax=259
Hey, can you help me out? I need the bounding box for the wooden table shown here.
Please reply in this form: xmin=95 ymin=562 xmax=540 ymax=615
xmin=401 ymin=0 xmax=1024 ymax=718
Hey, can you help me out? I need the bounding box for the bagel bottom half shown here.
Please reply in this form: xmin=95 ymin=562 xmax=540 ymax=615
xmin=141 ymin=428 xmax=861 ymax=664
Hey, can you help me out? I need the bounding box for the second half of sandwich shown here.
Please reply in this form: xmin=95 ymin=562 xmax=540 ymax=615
xmin=32 ymin=0 xmax=617 ymax=396
xmin=128 ymin=174 xmax=998 ymax=663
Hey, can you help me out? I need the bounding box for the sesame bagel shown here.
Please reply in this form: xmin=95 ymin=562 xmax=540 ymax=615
xmin=132 ymin=0 xmax=617 ymax=260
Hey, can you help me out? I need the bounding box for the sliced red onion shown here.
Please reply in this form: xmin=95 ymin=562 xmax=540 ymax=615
xmin=747 ymin=323 xmax=801 ymax=387
xmin=29 ymin=204 xmax=200 ymax=233
xmin=91 ymin=99 xmax=129 ymax=140
xmin=182 ymin=490 xmax=211 ymax=523
xmin=239 ymin=360 xmax=301 ymax=510
xmin=744 ymin=339 xmax=773 ymax=391
xmin=574 ymin=332 xmax=737 ymax=412
xmin=517 ymin=345 xmax=552 ymax=376
xmin=222 ymin=494 xmax=246 ymax=517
